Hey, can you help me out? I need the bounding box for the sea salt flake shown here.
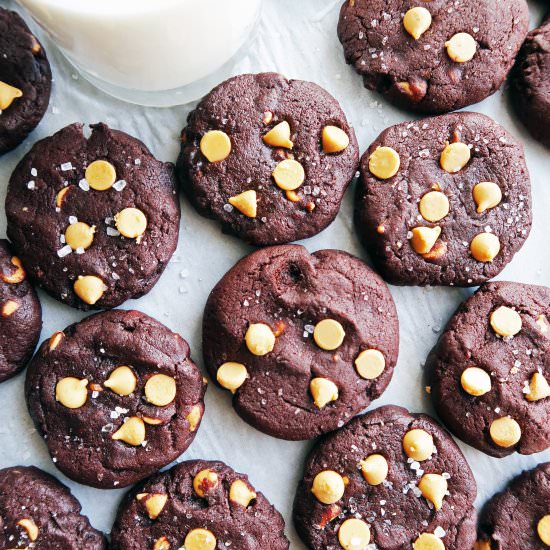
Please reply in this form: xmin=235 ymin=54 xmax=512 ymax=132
xmin=57 ymin=245 xmax=72 ymax=258
xmin=79 ymin=178 xmax=90 ymax=191
xmin=113 ymin=179 xmax=127 ymax=191
xmin=60 ymin=162 xmax=73 ymax=171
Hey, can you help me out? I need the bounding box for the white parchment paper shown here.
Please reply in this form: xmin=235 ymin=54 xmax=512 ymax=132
xmin=1 ymin=0 xmax=549 ymax=546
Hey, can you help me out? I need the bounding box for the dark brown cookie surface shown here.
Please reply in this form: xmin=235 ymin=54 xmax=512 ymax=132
xmin=428 ymin=281 xmax=550 ymax=458
xmin=110 ymin=459 xmax=289 ymax=550
xmin=355 ymin=111 xmax=531 ymax=286
xmin=0 ymin=8 xmax=51 ymax=154
xmin=203 ymin=244 xmax=399 ymax=440
xmin=293 ymin=405 xmax=477 ymax=550
xmin=0 ymin=239 xmax=41 ymax=383
xmin=511 ymin=18 xmax=550 ymax=148
xmin=337 ymin=0 xmax=528 ymax=113
xmin=478 ymin=462 xmax=550 ymax=549
xmin=25 ymin=309 xmax=206 ymax=489
xmin=6 ymin=123 xmax=180 ymax=310
xmin=0 ymin=465 xmax=106 ymax=549
xmin=177 ymin=72 xmax=359 ymax=246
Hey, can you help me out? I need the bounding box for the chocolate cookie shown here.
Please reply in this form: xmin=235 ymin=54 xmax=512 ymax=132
xmin=0 ymin=465 xmax=106 ymax=549
xmin=293 ymin=405 xmax=477 ymax=550
xmin=176 ymin=72 xmax=359 ymax=246
xmin=337 ymin=0 xmax=528 ymax=113
xmin=428 ymin=281 xmax=550 ymax=458
xmin=0 ymin=239 xmax=41 ymax=383
xmin=110 ymin=459 xmax=289 ymax=550
xmin=355 ymin=111 xmax=531 ymax=286
xmin=25 ymin=309 xmax=206 ymax=489
xmin=511 ymin=17 xmax=550 ymax=148
xmin=6 ymin=123 xmax=180 ymax=310
xmin=202 ymin=244 xmax=399 ymax=440
xmin=478 ymin=462 xmax=550 ymax=549
xmin=0 ymin=8 xmax=51 ymax=155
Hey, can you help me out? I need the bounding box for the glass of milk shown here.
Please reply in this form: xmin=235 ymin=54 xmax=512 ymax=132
xmin=16 ymin=0 xmax=263 ymax=106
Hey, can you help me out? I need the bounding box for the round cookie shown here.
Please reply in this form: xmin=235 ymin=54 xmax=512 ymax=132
xmin=337 ymin=0 xmax=528 ymax=113
xmin=0 ymin=239 xmax=41 ymax=383
xmin=6 ymin=122 xmax=180 ymax=310
xmin=355 ymin=111 xmax=531 ymax=286
xmin=203 ymin=244 xmax=399 ymax=440
xmin=478 ymin=462 xmax=550 ymax=549
xmin=110 ymin=459 xmax=289 ymax=550
xmin=511 ymin=18 xmax=550 ymax=148
xmin=176 ymin=72 xmax=359 ymax=246
xmin=0 ymin=8 xmax=51 ymax=155
xmin=25 ymin=309 xmax=206 ymax=489
xmin=293 ymin=405 xmax=477 ymax=550
xmin=428 ymin=281 xmax=550 ymax=458
xmin=0 ymin=465 xmax=106 ymax=549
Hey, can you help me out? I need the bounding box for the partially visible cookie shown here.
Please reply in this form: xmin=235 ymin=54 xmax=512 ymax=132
xmin=0 ymin=239 xmax=41 ymax=383
xmin=0 ymin=8 xmax=51 ymax=154
xmin=428 ymin=281 xmax=550 ymax=458
xmin=511 ymin=18 xmax=550 ymax=148
xmin=6 ymin=123 xmax=180 ymax=310
xmin=0 ymin=465 xmax=106 ymax=549
xmin=25 ymin=309 xmax=206 ymax=488
xmin=202 ymin=245 xmax=399 ymax=440
xmin=337 ymin=0 xmax=528 ymax=113
xmin=478 ymin=462 xmax=550 ymax=549
xmin=355 ymin=111 xmax=532 ymax=286
xmin=177 ymin=72 xmax=359 ymax=246
xmin=110 ymin=459 xmax=289 ymax=550
xmin=293 ymin=405 xmax=477 ymax=550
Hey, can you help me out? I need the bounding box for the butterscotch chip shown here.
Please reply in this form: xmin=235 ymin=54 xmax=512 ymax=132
xmin=153 ymin=537 xmax=170 ymax=550
xmin=310 ymin=377 xmax=339 ymax=408
xmin=445 ymin=32 xmax=477 ymax=62
xmin=1 ymin=256 xmax=26 ymax=284
xmin=217 ymin=362 xmax=248 ymax=393
xmin=525 ymin=372 xmax=550 ymax=402
xmin=313 ymin=319 xmax=345 ymax=350
xmin=184 ymin=528 xmax=217 ymax=550
xmin=104 ymin=366 xmax=137 ymax=396
xmin=229 ymin=479 xmax=257 ymax=507
xmin=490 ymin=306 xmax=522 ymax=337
xmin=65 ymin=221 xmax=95 ymax=250
xmin=410 ymin=226 xmax=441 ymax=255
xmin=286 ymin=190 xmax=301 ymax=202
xmin=419 ymin=191 xmax=450 ymax=222
xmin=272 ymin=159 xmax=305 ymax=191
xmin=143 ymin=416 xmax=163 ymax=425
xmin=145 ymin=374 xmax=177 ymax=406
xmin=311 ymin=470 xmax=345 ymax=504
xmin=440 ymin=141 xmax=470 ymax=173
xmin=245 ymin=323 xmax=276 ymax=356
xmin=1 ymin=299 xmax=19 ymax=317
xmin=322 ymin=125 xmax=350 ymax=153
xmin=473 ymin=182 xmax=502 ymax=213
xmin=418 ymin=473 xmax=448 ymax=510
xmin=360 ymin=454 xmax=388 ymax=486
xmin=413 ymin=532 xmax=445 ymax=550
xmin=49 ymin=331 xmax=64 ymax=350
xmin=0 ymin=80 xmax=23 ymax=110
xmin=536 ymin=314 xmax=549 ymax=333
xmin=115 ymin=208 xmax=147 ymax=239
xmin=186 ymin=405 xmax=202 ymax=432
xmin=137 ymin=493 xmax=168 ymax=519
xmin=263 ymin=121 xmax=293 ymax=149
xmin=368 ymin=146 xmax=400 ymax=179
xmin=470 ymin=232 xmax=500 ymax=262
xmin=228 ymin=190 xmax=257 ymax=218
xmin=17 ymin=518 xmax=39 ymax=541
xmin=355 ymin=349 xmax=385 ymax=379
xmin=338 ymin=518 xmax=371 ymax=550
xmin=193 ymin=469 xmax=219 ymax=498
xmin=538 ymin=515 xmax=550 ymax=545
xmin=55 ymin=377 xmax=88 ymax=409
xmin=461 ymin=367 xmax=492 ymax=396
xmin=403 ymin=428 xmax=434 ymax=461
xmin=55 ymin=186 xmax=72 ymax=208
xmin=474 ymin=541 xmax=491 ymax=550
xmin=73 ymin=275 xmax=107 ymax=305
xmin=112 ymin=416 xmax=146 ymax=446
xmin=200 ymin=130 xmax=231 ymax=163
xmin=489 ymin=416 xmax=521 ymax=448
xmin=85 ymin=160 xmax=117 ymax=191
xmin=403 ymin=7 xmax=432 ymax=40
